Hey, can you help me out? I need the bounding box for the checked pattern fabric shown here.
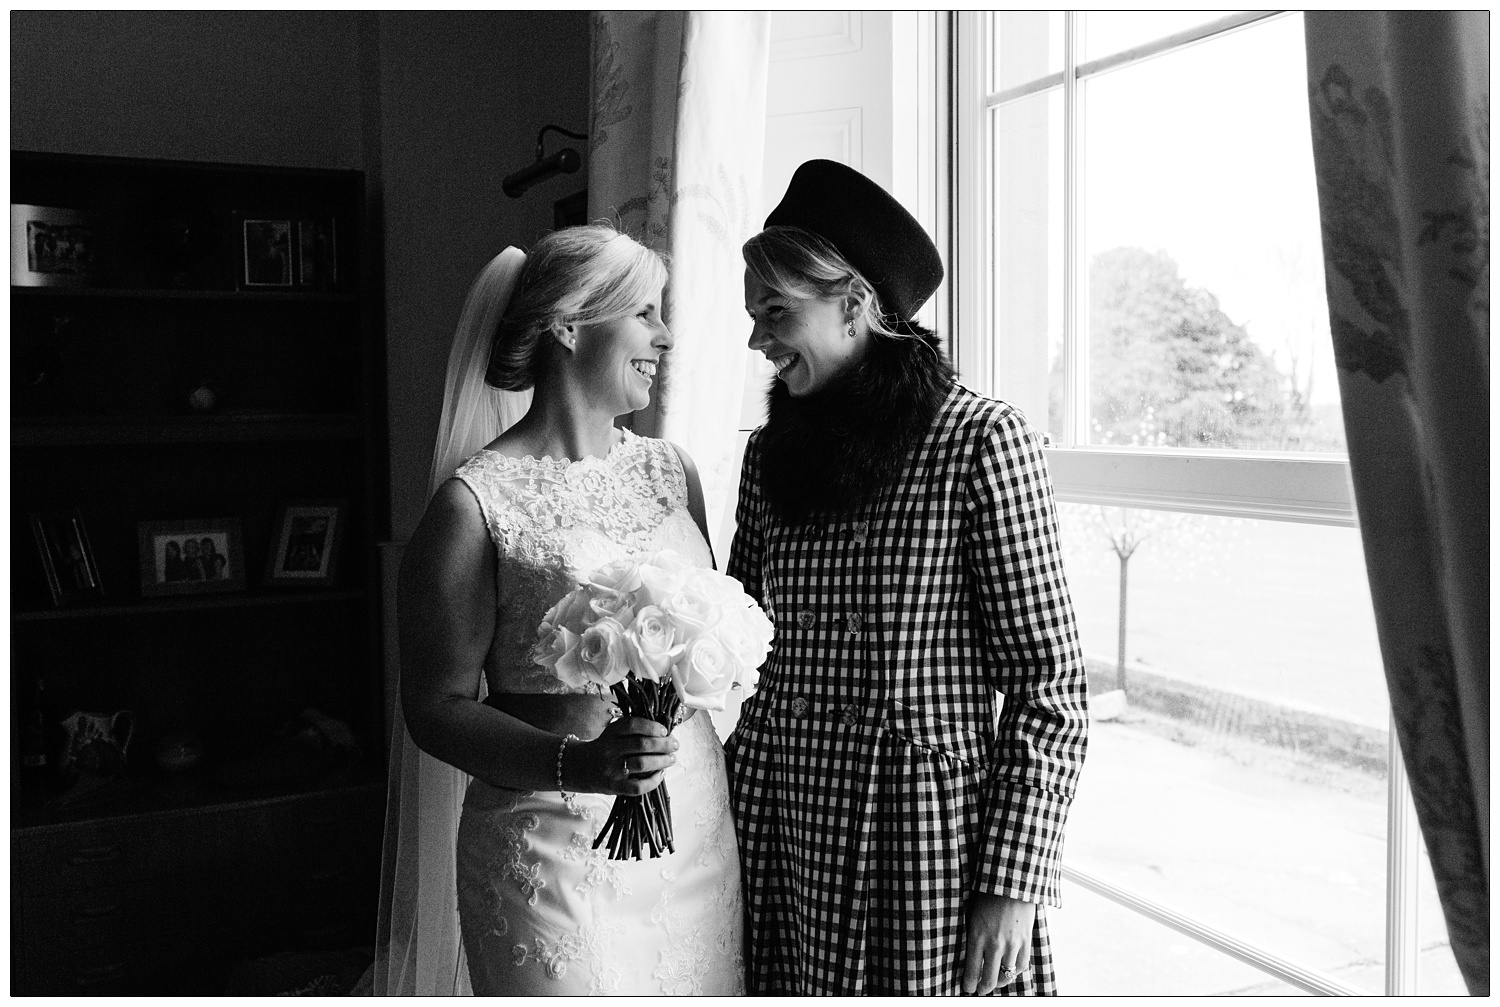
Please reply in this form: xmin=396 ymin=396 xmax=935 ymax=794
xmin=724 ymin=383 xmax=1089 ymax=995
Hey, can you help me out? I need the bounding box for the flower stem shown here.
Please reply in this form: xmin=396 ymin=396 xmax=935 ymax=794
xmin=594 ymin=672 xmax=682 ymax=860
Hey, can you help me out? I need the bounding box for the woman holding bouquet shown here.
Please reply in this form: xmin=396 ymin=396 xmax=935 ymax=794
xmin=379 ymin=226 xmax=745 ymax=995
xmin=726 ymin=160 xmax=1090 ymax=995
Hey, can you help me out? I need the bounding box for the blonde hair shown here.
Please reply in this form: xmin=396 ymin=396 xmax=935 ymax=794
xmin=742 ymin=225 xmax=907 ymax=340
xmin=487 ymin=224 xmax=669 ymax=390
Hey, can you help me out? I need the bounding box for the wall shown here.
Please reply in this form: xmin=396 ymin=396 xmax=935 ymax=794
xmin=10 ymin=11 xmax=365 ymax=168
xmin=375 ymin=11 xmax=591 ymax=541
xmin=9 ymin=11 xmax=594 ymax=542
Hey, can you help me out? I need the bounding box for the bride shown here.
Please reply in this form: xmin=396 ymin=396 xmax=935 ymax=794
xmin=373 ymin=225 xmax=744 ymax=995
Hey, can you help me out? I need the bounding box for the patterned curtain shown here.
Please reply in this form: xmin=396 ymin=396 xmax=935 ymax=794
xmin=587 ymin=11 xmax=771 ymax=546
xmin=1303 ymin=12 xmax=1489 ymax=995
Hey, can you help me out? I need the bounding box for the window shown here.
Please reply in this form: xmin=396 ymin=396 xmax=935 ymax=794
xmin=951 ymin=11 xmax=1461 ymax=995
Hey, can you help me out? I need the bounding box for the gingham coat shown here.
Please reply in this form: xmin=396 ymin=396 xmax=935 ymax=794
xmin=724 ymin=382 xmax=1089 ymax=995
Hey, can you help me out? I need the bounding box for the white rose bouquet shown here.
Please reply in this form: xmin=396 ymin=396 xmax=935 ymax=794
xmin=531 ymin=550 xmax=773 ymax=860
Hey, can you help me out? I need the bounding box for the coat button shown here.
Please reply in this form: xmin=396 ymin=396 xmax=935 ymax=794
xmin=852 ymin=522 xmax=869 ymax=546
xmin=797 ymin=610 xmax=815 ymax=630
xmin=790 ymin=697 xmax=809 ymax=718
xmin=840 ymin=705 xmax=859 ymax=727
xmin=846 ymin=612 xmax=863 ymax=635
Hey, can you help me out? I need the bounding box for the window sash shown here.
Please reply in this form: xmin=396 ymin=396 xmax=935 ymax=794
xmin=962 ymin=9 xmax=1350 ymax=515
xmin=985 ymin=10 xmax=1287 ymax=110
xmin=952 ymin=9 xmax=1418 ymax=993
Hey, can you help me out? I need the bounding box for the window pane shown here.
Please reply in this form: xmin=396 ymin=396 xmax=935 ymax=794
xmin=1050 ymin=877 xmax=1286 ymax=994
xmin=991 ymin=10 xmax=1064 ymax=94
xmin=1081 ymin=15 xmax=1341 ymax=452
xmin=990 ymin=89 xmax=1062 ymax=433
xmin=1084 ymin=10 xmax=1242 ymax=62
xmin=1057 ymin=505 xmax=1386 ymax=989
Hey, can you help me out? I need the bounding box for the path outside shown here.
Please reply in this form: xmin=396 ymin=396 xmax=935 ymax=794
xmin=1047 ymin=711 xmax=1466 ymax=995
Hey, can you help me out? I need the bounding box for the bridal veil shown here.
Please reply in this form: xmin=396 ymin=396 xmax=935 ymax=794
xmin=371 ymin=247 xmax=531 ymax=995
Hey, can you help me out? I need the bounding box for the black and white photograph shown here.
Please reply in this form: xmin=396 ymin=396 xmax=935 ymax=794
xmin=297 ymin=218 xmax=337 ymax=287
xmin=29 ymin=509 xmax=105 ymax=606
xmin=137 ymin=518 xmax=246 ymax=597
xmin=10 ymin=204 xmax=96 ymax=286
xmin=265 ymin=500 xmax=345 ymax=585
xmin=9 ymin=9 xmax=1486 ymax=999
xmin=241 ymin=218 xmax=293 ymax=287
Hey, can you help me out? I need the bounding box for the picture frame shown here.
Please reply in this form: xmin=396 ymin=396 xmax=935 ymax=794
xmin=11 ymin=205 xmax=96 ymax=287
xmin=241 ymin=218 xmax=293 ymax=288
xmin=265 ymin=500 xmax=346 ymax=587
xmin=296 ymin=218 xmax=338 ymax=288
xmin=30 ymin=510 xmax=105 ymax=606
xmin=137 ymin=518 xmax=247 ymax=598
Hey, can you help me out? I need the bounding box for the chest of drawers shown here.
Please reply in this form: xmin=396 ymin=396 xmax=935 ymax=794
xmin=12 ymin=784 xmax=383 ymax=995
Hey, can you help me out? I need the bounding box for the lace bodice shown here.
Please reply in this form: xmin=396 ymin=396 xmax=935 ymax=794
xmin=454 ymin=428 xmax=713 ymax=696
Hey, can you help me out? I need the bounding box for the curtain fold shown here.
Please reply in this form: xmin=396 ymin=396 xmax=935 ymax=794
xmin=1303 ymin=11 xmax=1488 ymax=995
xmin=588 ymin=11 xmax=771 ymax=547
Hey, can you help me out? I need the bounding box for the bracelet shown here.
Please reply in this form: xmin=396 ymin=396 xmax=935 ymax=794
xmin=557 ymin=733 xmax=580 ymax=800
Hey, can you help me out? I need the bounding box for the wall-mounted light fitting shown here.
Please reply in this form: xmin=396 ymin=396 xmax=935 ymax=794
xmin=503 ymin=125 xmax=588 ymax=198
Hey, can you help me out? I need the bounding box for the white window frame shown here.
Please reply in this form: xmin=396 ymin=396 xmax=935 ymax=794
xmin=947 ymin=10 xmax=1421 ymax=996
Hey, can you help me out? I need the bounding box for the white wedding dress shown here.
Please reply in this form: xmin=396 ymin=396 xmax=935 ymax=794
xmin=449 ymin=427 xmax=744 ymax=996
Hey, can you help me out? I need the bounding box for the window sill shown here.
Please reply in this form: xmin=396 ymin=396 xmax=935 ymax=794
xmin=1044 ymin=447 xmax=1355 ymax=527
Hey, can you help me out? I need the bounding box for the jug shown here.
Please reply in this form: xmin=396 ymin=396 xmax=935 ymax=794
xmin=58 ymin=710 xmax=136 ymax=779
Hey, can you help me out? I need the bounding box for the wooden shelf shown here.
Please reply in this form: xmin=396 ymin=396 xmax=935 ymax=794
xmin=11 ymin=151 xmax=386 ymax=997
xmin=13 ymin=413 xmax=365 ymax=446
xmin=13 ymin=588 xmax=365 ymax=623
xmin=11 ymin=778 xmax=382 ymax=834
xmin=10 ymin=285 xmax=358 ymax=303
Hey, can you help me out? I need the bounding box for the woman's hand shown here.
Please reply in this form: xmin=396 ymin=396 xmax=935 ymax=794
xmin=563 ymin=716 xmax=679 ymax=796
xmin=960 ymin=893 xmax=1036 ymax=994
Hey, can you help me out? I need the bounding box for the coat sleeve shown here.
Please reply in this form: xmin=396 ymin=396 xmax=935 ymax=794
xmin=725 ymin=429 xmax=765 ymax=608
xmin=964 ymin=407 xmax=1089 ymax=906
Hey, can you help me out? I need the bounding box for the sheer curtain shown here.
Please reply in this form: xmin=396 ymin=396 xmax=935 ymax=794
xmin=1304 ymin=11 xmax=1489 ymax=995
xmin=588 ymin=11 xmax=771 ymax=553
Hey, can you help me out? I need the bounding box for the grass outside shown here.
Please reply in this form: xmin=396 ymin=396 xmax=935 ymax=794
xmin=1057 ymin=507 xmax=1389 ymax=728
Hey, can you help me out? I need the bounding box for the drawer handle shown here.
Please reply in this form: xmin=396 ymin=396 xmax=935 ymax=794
xmin=68 ymin=845 xmax=121 ymax=865
xmin=75 ymin=962 xmax=125 ymax=985
xmin=74 ymin=902 xmax=123 ymax=922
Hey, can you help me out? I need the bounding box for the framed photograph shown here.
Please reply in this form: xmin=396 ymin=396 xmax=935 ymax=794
xmin=138 ymin=518 xmax=246 ymax=597
xmin=297 ymin=219 xmax=338 ymax=288
xmin=11 ymin=205 xmax=96 ymax=287
xmin=30 ymin=510 xmax=105 ymax=606
xmin=241 ymin=219 xmax=293 ymax=288
xmin=266 ymin=500 xmax=346 ymax=587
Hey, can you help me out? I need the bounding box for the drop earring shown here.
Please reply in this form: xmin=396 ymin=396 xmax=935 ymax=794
xmin=846 ymin=320 xmax=856 ymax=338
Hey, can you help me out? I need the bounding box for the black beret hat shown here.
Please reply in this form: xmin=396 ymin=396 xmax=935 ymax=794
xmin=763 ymin=159 xmax=944 ymax=321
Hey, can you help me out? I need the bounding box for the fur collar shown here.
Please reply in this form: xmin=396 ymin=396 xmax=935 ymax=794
xmin=759 ymin=324 xmax=954 ymax=524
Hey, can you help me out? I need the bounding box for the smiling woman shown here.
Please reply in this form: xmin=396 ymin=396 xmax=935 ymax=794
xmin=484 ymin=226 xmax=669 ymax=395
xmin=743 ymin=267 xmax=863 ymax=396
xmin=380 ymin=224 xmax=740 ymax=995
xmin=743 ymin=222 xmax=925 ymax=397
xmin=566 ymin=298 xmax=671 ymax=416
xmin=726 ymin=159 xmax=1088 ymax=996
